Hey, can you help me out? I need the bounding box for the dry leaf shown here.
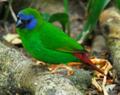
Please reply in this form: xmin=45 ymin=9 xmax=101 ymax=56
xmin=3 ymin=33 xmax=21 ymax=44
xmin=91 ymin=57 xmax=112 ymax=94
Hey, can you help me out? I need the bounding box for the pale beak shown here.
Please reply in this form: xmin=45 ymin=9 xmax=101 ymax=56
xmin=16 ymin=19 xmax=22 ymax=27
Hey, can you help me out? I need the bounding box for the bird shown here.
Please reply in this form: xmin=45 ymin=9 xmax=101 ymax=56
xmin=16 ymin=8 xmax=104 ymax=74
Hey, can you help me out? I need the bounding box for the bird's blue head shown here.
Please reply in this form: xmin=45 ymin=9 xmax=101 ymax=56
xmin=16 ymin=10 xmax=37 ymax=30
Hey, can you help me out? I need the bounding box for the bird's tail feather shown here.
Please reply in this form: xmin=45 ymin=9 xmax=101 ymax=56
xmin=73 ymin=53 xmax=105 ymax=75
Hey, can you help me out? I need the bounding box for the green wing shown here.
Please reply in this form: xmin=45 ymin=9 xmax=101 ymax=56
xmin=39 ymin=21 xmax=85 ymax=53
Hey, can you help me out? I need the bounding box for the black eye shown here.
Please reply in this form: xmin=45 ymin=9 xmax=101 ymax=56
xmin=27 ymin=19 xmax=31 ymax=24
xmin=22 ymin=19 xmax=31 ymax=25
xmin=17 ymin=16 xmax=20 ymax=20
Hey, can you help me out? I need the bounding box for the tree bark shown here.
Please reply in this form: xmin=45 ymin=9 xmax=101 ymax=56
xmin=100 ymin=7 xmax=120 ymax=80
xmin=0 ymin=41 xmax=92 ymax=95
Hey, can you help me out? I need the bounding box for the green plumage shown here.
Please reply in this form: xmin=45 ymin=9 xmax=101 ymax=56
xmin=16 ymin=8 xmax=85 ymax=64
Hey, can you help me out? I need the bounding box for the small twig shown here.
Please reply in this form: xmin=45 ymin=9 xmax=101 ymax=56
xmin=8 ymin=0 xmax=17 ymax=22
xmin=9 ymin=2 xmax=17 ymax=22
xmin=3 ymin=0 xmax=17 ymax=22
xmin=102 ymin=75 xmax=108 ymax=95
xmin=3 ymin=0 xmax=17 ymax=33
xmin=92 ymin=77 xmax=102 ymax=91
xmin=102 ymin=61 xmax=112 ymax=95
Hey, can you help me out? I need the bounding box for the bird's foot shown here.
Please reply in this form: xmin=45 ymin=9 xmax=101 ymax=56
xmin=48 ymin=64 xmax=74 ymax=76
xmin=67 ymin=62 xmax=82 ymax=69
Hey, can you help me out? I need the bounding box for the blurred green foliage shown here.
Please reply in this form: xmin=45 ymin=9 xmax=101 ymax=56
xmin=115 ymin=0 xmax=120 ymax=10
xmin=42 ymin=12 xmax=69 ymax=32
xmin=41 ymin=0 xmax=70 ymax=33
xmin=77 ymin=0 xmax=110 ymax=43
xmin=49 ymin=13 xmax=69 ymax=32
xmin=64 ymin=0 xmax=69 ymax=13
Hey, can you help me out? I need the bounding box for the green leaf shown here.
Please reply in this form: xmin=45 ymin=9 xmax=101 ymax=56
xmin=115 ymin=0 xmax=120 ymax=10
xmin=49 ymin=13 xmax=69 ymax=31
xmin=77 ymin=0 xmax=110 ymax=43
xmin=63 ymin=0 xmax=69 ymax=13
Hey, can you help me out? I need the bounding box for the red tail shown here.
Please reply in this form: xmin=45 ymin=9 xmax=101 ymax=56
xmin=73 ymin=53 xmax=104 ymax=75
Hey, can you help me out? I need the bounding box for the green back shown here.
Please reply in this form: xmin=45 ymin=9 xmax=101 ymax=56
xmin=39 ymin=21 xmax=85 ymax=53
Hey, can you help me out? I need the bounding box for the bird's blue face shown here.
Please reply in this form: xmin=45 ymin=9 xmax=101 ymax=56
xmin=16 ymin=12 xmax=37 ymax=30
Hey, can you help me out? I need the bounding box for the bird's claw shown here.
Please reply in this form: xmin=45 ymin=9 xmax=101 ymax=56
xmin=48 ymin=64 xmax=74 ymax=76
